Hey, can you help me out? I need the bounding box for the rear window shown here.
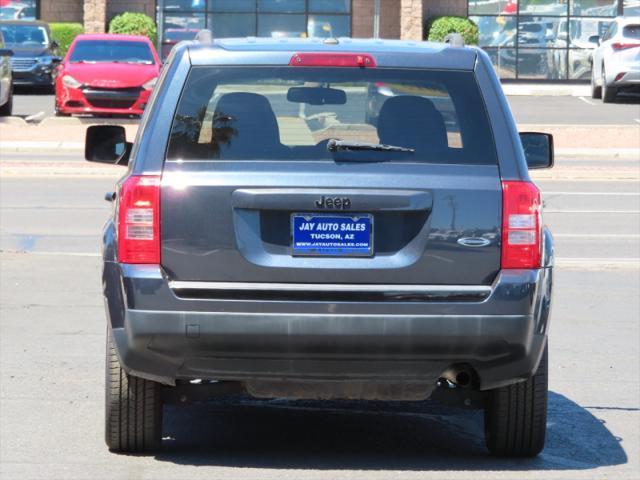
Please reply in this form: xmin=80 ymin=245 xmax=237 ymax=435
xmin=69 ymin=40 xmax=155 ymax=64
xmin=167 ymin=66 xmax=498 ymax=165
xmin=0 ymin=24 xmax=49 ymax=46
xmin=623 ymin=25 xmax=640 ymax=39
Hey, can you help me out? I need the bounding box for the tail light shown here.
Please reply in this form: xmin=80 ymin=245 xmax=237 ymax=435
xmin=117 ymin=175 xmax=161 ymax=264
xmin=501 ymin=181 xmax=542 ymax=269
xmin=611 ymin=42 xmax=640 ymax=50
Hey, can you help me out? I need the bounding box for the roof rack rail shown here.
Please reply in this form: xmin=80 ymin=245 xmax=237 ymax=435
xmin=195 ymin=29 xmax=213 ymax=44
xmin=444 ymin=33 xmax=465 ymax=48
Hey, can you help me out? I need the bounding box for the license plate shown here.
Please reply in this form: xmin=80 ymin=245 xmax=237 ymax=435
xmin=291 ymin=214 xmax=373 ymax=257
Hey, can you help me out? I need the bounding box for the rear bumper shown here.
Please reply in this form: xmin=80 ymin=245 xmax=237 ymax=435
xmin=104 ymin=260 xmax=553 ymax=392
xmin=12 ymin=70 xmax=54 ymax=86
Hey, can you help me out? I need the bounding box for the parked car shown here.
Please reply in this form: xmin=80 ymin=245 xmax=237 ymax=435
xmin=85 ymin=36 xmax=554 ymax=457
xmin=55 ymin=34 xmax=160 ymax=116
xmin=0 ymin=20 xmax=61 ymax=89
xmin=0 ymin=2 xmax=35 ymax=20
xmin=590 ymin=16 xmax=640 ymax=102
xmin=0 ymin=28 xmax=13 ymax=115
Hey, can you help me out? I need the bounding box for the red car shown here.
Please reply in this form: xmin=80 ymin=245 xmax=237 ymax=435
xmin=55 ymin=34 xmax=160 ymax=116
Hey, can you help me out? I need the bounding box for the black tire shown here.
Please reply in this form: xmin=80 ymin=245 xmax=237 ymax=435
xmin=484 ymin=345 xmax=548 ymax=457
xmin=602 ymin=67 xmax=617 ymax=103
xmin=591 ymin=66 xmax=602 ymax=99
xmin=105 ymin=331 xmax=163 ymax=453
xmin=0 ymin=84 xmax=13 ymax=116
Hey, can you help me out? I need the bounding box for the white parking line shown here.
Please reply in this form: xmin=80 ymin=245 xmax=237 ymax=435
xmin=554 ymin=257 xmax=640 ymax=270
xmin=543 ymin=191 xmax=640 ymax=196
xmin=545 ymin=209 xmax=640 ymax=214
xmin=578 ymin=96 xmax=596 ymax=106
xmin=553 ymin=233 xmax=640 ymax=238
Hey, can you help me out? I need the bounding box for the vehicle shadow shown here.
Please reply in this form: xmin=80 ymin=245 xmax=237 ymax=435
xmin=154 ymin=391 xmax=627 ymax=471
xmin=615 ymin=92 xmax=640 ymax=104
xmin=14 ymin=85 xmax=54 ymax=95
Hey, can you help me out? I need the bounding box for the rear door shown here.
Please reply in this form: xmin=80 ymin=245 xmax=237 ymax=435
xmin=160 ymin=64 xmax=502 ymax=286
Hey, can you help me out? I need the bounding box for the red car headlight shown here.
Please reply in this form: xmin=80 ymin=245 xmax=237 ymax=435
xmin=62 ymin=75 xmax=82 ymax=88
xmin=142 ymin=77 xmax=158 ymax=91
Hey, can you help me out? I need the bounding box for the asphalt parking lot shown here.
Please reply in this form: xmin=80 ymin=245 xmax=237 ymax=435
xmin=0 ymin=149 xmax=638 ymax=479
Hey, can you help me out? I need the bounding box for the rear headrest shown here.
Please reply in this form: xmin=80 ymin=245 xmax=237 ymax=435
xmin=212 ymin=92 xmax=281 ymax=158
xmin=376 ymin=96 xmax=449 ymax=153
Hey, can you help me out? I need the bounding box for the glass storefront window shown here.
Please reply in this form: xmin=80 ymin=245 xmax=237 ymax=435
xmin=468 ymin=0 xmax=633 ymax=79
xmin=625 ymin=0 xmax=640 ymax=15
xmin=567 ymin=17 xmax=612 ymax=47
xmin=517 ymin=16 xmax=558 ymax=46
xmin=519 ymin=0 xmax=568 ymax=15
xmin=210 ymin=0 xmax=254 ymax=12
xmin=517 ymin=49 xmax=551 ymax=78
xmin=257 ymin=13 xmax=306 ymax=38
xmin=468 ymin=0 xmax=517 ymax=15
xmin=209 ymin=13 xmax=256 ymax=37
xmin=471 ymin=15 xmax=517 ymax=47
xmin=0 ymin=0 xmax=37 ymax=20
xmin=164 ymin=0 xmax=206 ymax=11
xmin=485 ymin=48 xmax=517 ymax=78
xmin=571 ymin=0 xmax=618 ymax=16
xmin=163 ymin=13 xmax=206 ymax=30
xmin=159 ymin=0 xmax=351 ymax=45
xmin=258 ymin=0 xmax=305 ymax=13
xmin=308 ymin=14 xmax=350 ymax=37
xmin=309 ymin=0 xmax=351 ymax=13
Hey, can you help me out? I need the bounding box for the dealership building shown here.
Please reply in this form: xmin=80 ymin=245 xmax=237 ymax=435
xmin=2 ymin=0 xmax=639 ymax=80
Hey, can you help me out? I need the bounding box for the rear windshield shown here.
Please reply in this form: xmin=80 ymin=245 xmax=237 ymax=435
xmin=0 ymin=24 xmax=49 ymax=46
xmin=69 ymin=40 xmax=155 ymax=64
xmin=623 ymin=25 xmax=640 ymax=39
xmin=167 ymin=66 xmax=498 ymax=165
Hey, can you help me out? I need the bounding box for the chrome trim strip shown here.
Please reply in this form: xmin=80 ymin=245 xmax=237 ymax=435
xmin=169 ymin=281 xmax=491 ymax=295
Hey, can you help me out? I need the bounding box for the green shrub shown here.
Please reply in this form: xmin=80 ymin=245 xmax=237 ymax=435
xmin=426 ymin=16 xmax=479 ymax=46
xmin=49 ymin=23 xmax=84 ymax=56
xmin=108 ymin=12 xmax=157 ymax=44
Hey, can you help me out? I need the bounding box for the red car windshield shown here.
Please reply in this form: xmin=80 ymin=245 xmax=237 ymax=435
xmin=70 ymin=40 xmax=155 ymax=64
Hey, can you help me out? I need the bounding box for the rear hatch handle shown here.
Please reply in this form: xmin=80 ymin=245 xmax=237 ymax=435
xmin=231 ymin=189 xmax=433 ymax=212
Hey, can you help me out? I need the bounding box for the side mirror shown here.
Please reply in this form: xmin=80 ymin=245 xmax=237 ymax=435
xmin=520 ymin=132 xmax=554 ymax=169
xmin=51 ymin=40 xmax=59 ymax=49
xmin=85 ymin=125 xmax=131 ymax=165
xmin=588 ymin=35 xmax=600 ymax=45
xmin=0 ymin=49 xmax=14 ymax=57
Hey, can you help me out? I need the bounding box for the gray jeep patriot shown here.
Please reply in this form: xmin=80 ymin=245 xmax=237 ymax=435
xmin=86 ymin=35 xmax=554 ymax=457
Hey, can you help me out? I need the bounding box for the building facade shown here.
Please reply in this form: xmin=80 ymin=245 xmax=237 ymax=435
xmin=2 ymin=0 xmax=639 ymax=80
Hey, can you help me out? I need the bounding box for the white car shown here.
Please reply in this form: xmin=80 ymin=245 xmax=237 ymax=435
xmin=591 ymin=16 xmax=640 ymax=102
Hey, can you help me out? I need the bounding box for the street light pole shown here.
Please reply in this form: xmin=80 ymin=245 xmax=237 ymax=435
xmin=373 ymin=0 xmax=381 ymax=38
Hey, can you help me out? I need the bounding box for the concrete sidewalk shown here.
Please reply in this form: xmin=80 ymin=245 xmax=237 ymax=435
xmin=1 ymin=120 xmax=638 ymax=155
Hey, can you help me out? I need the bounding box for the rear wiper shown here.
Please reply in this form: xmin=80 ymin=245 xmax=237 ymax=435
xmin=327 ymin=139 xmax=414 ymax=153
